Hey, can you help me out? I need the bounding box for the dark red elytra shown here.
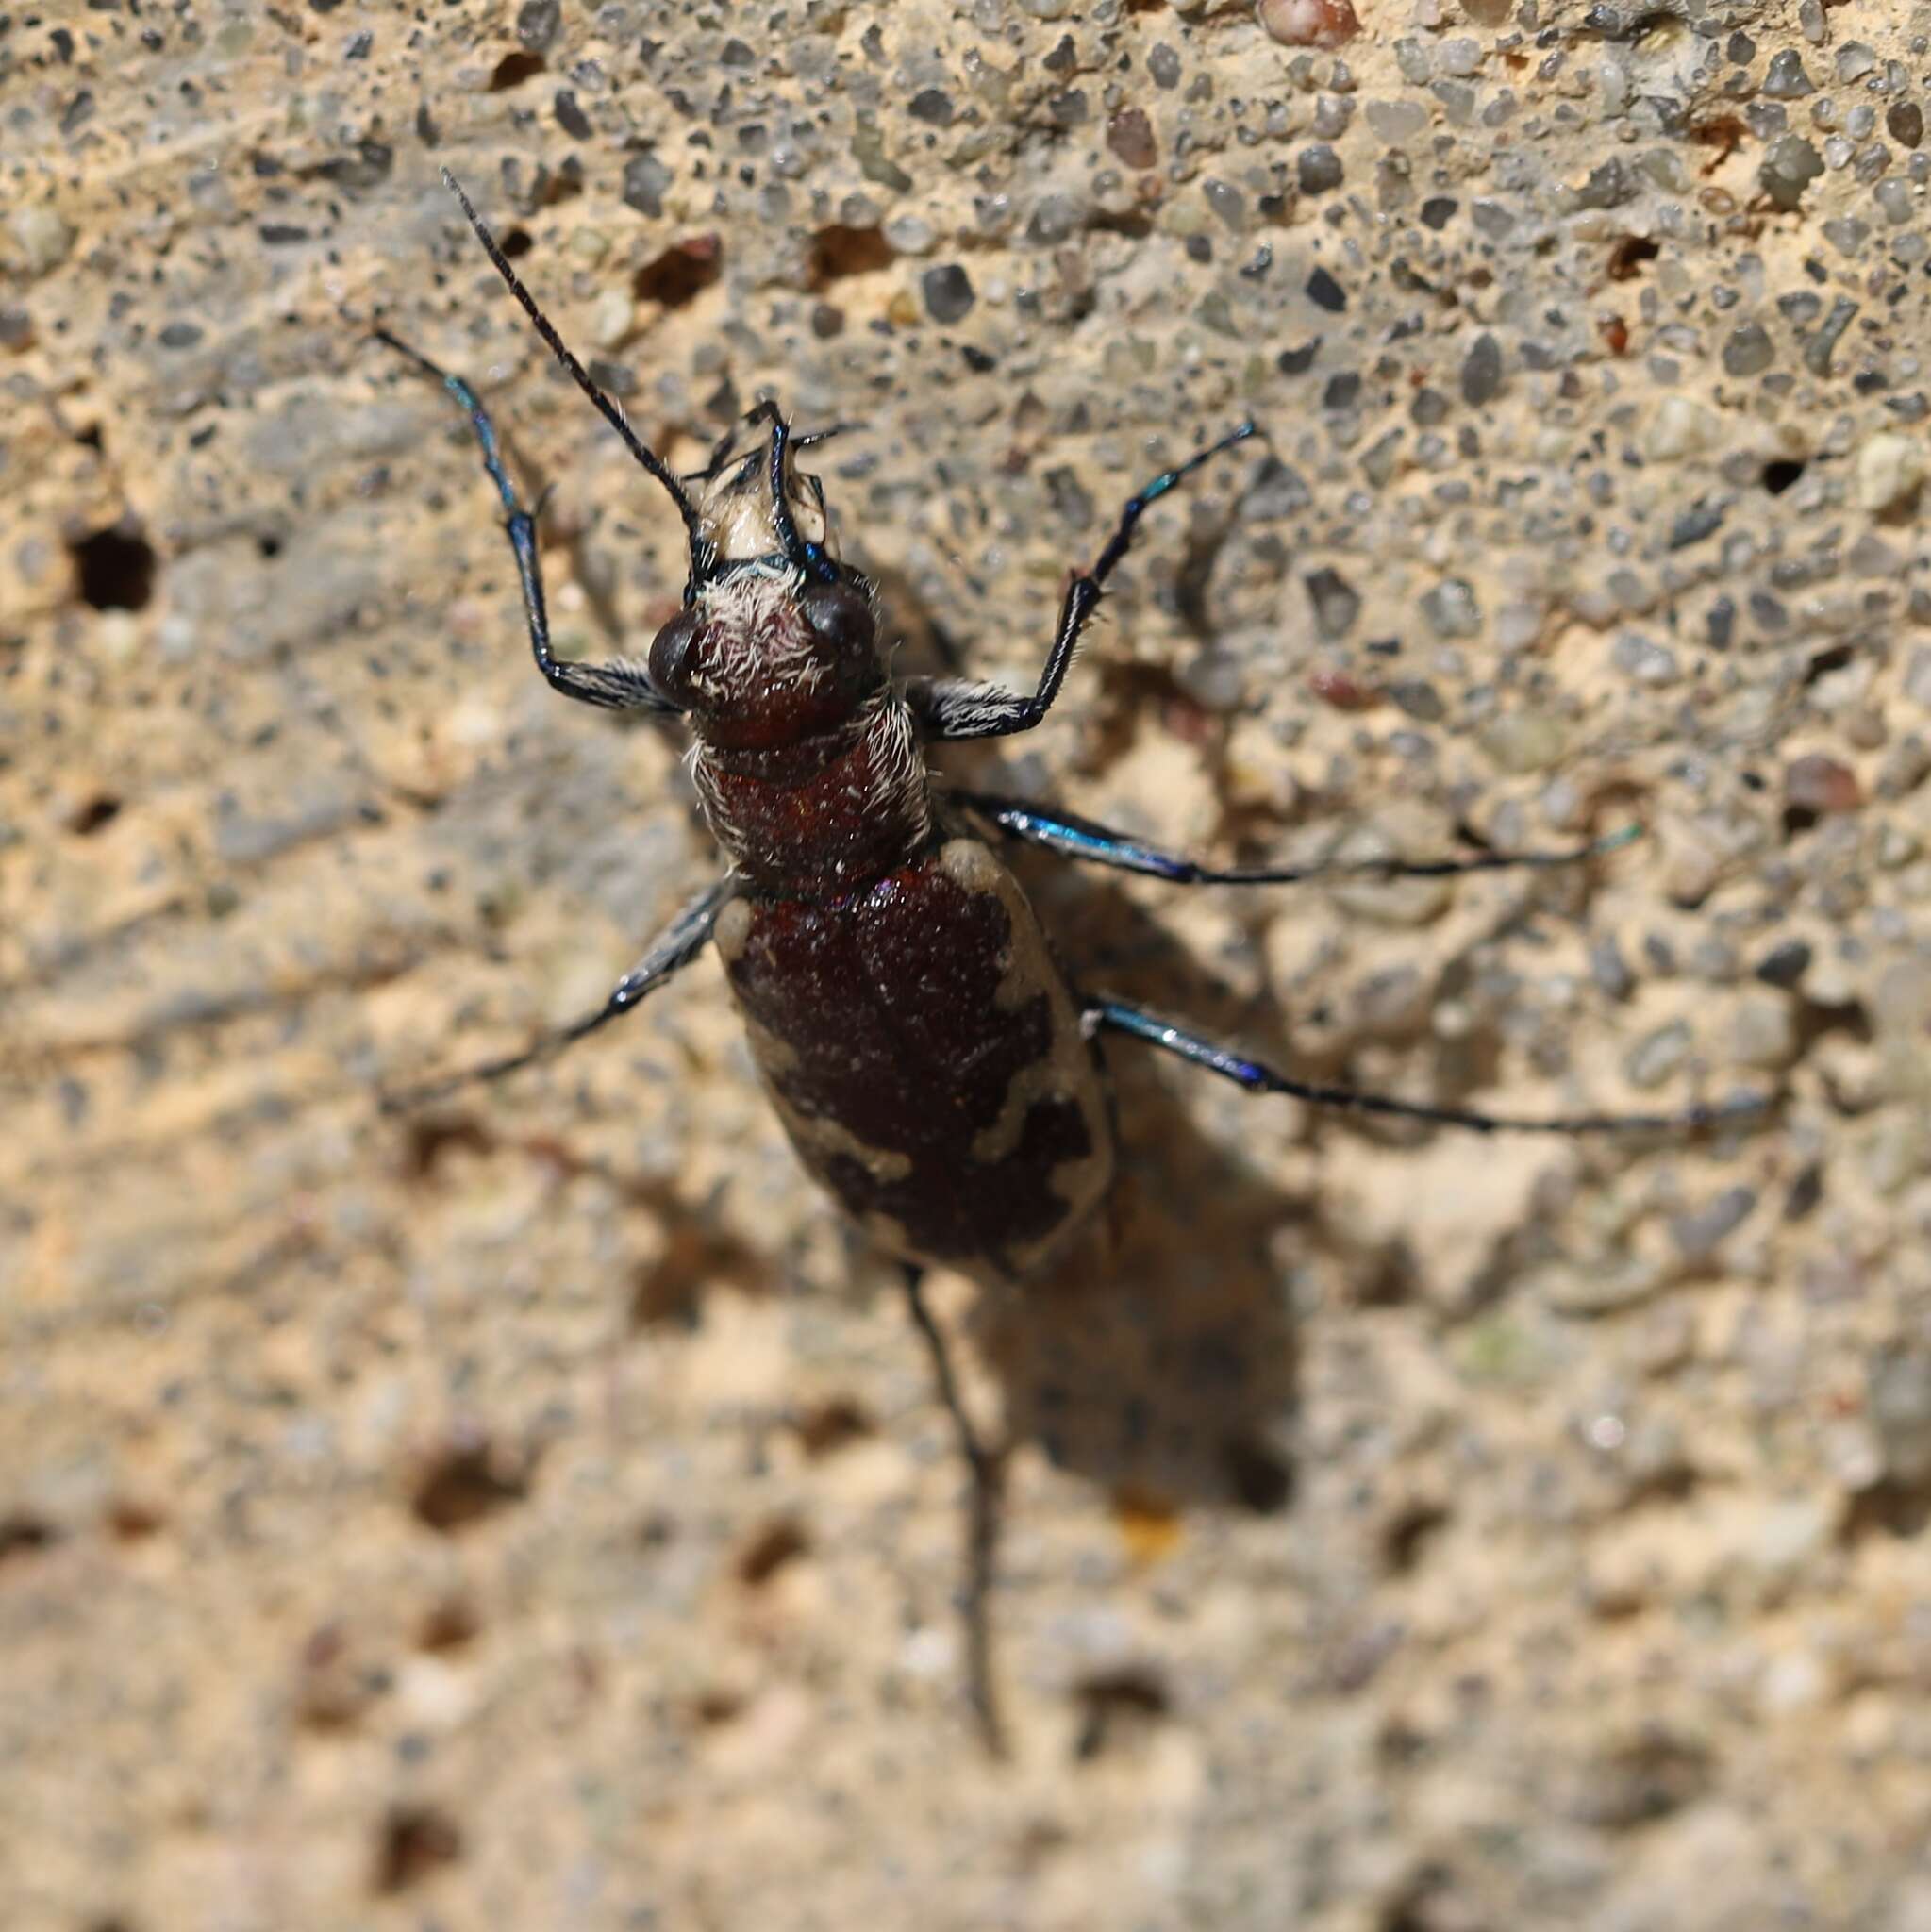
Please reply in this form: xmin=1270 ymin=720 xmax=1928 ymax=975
xmin=715 ymin=844 xmax=1111 ymax=1278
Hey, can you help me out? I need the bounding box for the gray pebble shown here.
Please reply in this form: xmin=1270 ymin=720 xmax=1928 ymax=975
xmin=1366 ymin=98 xmax=1429 ymax=142
xmin=1723 ymin=323 xmax=1775 ymax=376
xmin=1754 ymin=939 xmax=1812 ymax=989
xmin=1803 ymin=295 xmax=1858 ymax=375
xmin=1303 ymin=567 xmax=1361 ymax=641
xmin=1905 ymin=647 xmax=1931 ymax=709
xmin=516 ymin=0 xmax=561 ymax=50
xmin=1204 ymin=179 xmax=1246 ymax=230
xmin=1175 ymin=648 xmax=1247 ymax=712
xmin=1729 ymin=993 xmax=1797 ymax=1069
xmin=1761 ymin=135 xmax=1824 ymax=211
xmin=1027 ymin=194 xmax=1083 ymax=244
xmin=1241 ymin=456 xmax=1312 ymax=520
xmin=1478 ymin=708 xmax=1568 ymax=774
xmin=1670 ymin=1186 xmax=1756 ymax=1260
xmin=1388 ymin=680 xmax=1444 ymax=722
xmin=1314 ymin=95 xmax=1353 ymax=141
xmin=1461 ymin=332 xmax=1503 ymax=407
xmin=1575 ymin=159 xmax=1635 ymax=209
xmin=1298 ymin=145 xmax=1344 ymax=194
xmin=1869 ymin=1345 xmax=1931 ymax=1484
xmin=1625 ymin=1021 xmax=1692 ymax=1090
xmin=622 ymin=152 xmax=673 ymax=218
xmin=1419 ymin=577 xmax=1481 ymax=639
xmin=1669 ymin=504 xmax=1725 ymax=551
xmin=1876 ymin=736 xmax=1931 ymax=801
xmin=1762 ymin=49 xmax=1815 ymax=98
xmin=920 ymin=264 xmax=975 ymax=324
xmin=1590 ymin=933 xmax=1635 ymax=1001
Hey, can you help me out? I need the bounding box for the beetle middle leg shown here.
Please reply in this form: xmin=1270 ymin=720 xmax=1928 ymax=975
xmin=1090 ymin=996 xmax=1773 ymax=1137
xmin=907 ymin=423 xmax=1258 ymax=741
xmin=954 ymin=790 xmax=1642 ymax=887
xmin=374 ymin=330 xmax=677 ymax=716
xmin=380 ymin=876 xmax=735 ymax=1112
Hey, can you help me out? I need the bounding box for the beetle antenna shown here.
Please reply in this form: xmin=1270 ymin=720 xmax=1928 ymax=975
xmin=440 ymin=168 xmax=711 ymax=575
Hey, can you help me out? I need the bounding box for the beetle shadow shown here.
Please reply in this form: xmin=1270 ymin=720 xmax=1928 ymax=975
xmin=971 ymin=858 xmax=1324 ymax=1522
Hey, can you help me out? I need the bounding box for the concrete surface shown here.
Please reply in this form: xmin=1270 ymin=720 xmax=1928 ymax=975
xmin=4 ymin=0 xmax=1931 ymax=1926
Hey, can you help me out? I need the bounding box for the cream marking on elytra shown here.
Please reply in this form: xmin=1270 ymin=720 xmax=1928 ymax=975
xmin=711 ymin=896 xmax=753 ymax=964
xmin=969 ymin=1054 xmax=1072 ymax=1166
xmin=740 ymin=1010 xmax=803 ymax=1077
xmin=766 ymin=1083 xmax=916 ymax=1185
xmin=861 ymin=1210 xmax=918 ymax=1257
xmin=934 ymin=837 xmax=1114 ymax=1265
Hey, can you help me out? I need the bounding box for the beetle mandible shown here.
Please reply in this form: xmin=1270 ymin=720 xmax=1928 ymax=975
xmin=381 ymin=170 xmax=1758 ymax=1750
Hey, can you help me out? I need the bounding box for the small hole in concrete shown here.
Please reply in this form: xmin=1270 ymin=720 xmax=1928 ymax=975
xmin=70 ymin=523 xmax=157 ymax=611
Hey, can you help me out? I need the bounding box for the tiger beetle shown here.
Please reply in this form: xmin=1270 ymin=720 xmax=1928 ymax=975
xmin=379 ymin=169 xmax=1763 ymax=1755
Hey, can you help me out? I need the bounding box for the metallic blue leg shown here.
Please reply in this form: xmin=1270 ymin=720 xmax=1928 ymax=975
xmin=375 ymin=330 xmax=677 ymax=715
xmin=908 ymin=422 xmax=1260 ymax=741
xmin=1091 ymin=997 xmax=1772 ymax=1136
xmin=956 ymin=791 xmax=1641 ymax=887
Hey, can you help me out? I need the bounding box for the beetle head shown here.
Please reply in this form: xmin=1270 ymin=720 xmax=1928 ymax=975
xmin=647 ymin=405 xmax=885 ymax=750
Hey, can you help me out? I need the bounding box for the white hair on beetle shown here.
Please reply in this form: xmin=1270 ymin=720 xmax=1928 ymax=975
xmin=693 ymin=565 xmax=831 ymax=691
xmin=858 ymin=691 xmax=931 ymax=845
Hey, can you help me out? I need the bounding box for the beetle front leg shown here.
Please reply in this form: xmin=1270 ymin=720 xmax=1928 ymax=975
xmin=380 ymin=875 xmax=734 ymax=1112
xmin=375 ymin=330 xmax=677 ymax=715
xmin=907 ymin=422 xmax=1257 ymax=741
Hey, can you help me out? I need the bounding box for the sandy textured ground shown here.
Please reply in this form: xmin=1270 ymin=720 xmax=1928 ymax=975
xmin=6 ymin=0 xmax=1931 ymax=1925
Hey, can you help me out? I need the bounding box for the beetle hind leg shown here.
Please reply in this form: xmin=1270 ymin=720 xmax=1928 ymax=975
xmin=902 ymin=1264 xmax=1008 ymax=1758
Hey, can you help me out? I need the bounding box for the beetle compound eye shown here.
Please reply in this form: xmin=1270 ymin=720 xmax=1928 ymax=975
xmin=647 ymin=609 xmax=704 ymax=706
xmin=800 ymin=581 xmax=874 ymax=655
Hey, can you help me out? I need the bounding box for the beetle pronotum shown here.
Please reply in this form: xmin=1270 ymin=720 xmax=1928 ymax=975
xmin=380 ymin=170 xmax=1763 ymax=1751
